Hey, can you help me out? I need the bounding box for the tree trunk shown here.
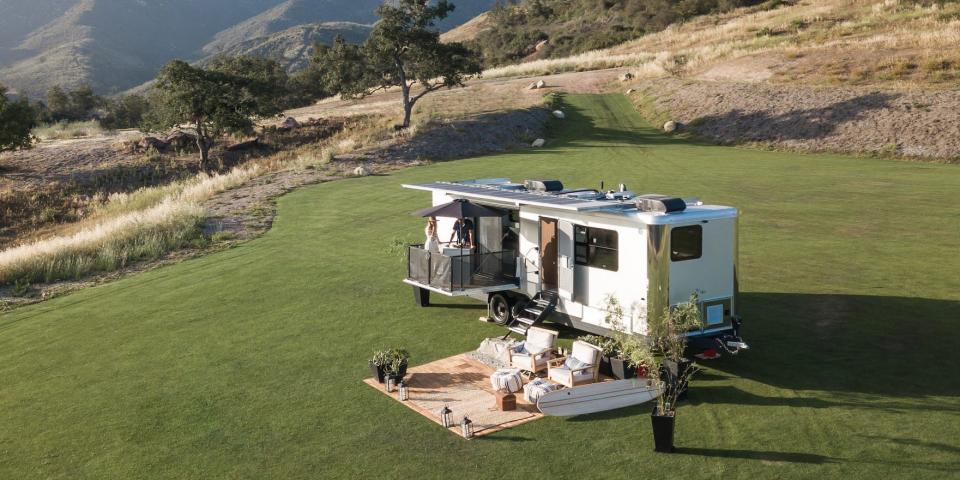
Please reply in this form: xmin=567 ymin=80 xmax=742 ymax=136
xmin=402 ymin=101 xmax=414 ymax=129
xmin=400 ymin=82 xmax=412 ymax=129
xmin=195 ymin=120 xmax=210 ymax=170
xmin=198 ymin=139 xmax=210 ymax=170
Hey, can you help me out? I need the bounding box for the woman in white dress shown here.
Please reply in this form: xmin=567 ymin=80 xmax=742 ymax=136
xmin=424 ymin=217 xmax=441 ymax=252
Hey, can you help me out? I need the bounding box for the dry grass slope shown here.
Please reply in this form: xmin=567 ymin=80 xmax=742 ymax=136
xmin=483 ymin=0 xmax=960 ymax=88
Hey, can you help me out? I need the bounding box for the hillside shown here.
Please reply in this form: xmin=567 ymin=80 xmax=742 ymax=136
xmin=458 ymin=0 xmax=767 ymax=67
xmin=0 ymin=0 xmax=493 ymax=98
xmin=201 ymin=22 xmax=373 ymax=73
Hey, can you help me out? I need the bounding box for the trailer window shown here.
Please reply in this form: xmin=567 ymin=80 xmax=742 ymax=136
xmin=574 ymin=226 xmax=618 ymax=271
xmin=671 ymin=225 xmax=702 ymax=261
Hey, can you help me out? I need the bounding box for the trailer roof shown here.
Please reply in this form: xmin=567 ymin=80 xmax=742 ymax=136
xmin=403 ymin=180 xmax=738 ymax=223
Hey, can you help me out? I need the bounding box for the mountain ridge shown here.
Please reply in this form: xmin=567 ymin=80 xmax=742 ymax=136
xmin=0 ymin=0 xmax=492 ymax=98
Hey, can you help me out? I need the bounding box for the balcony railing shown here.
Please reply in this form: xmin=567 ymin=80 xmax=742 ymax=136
xmin=407 ymin=245 xmax=518 ymax=293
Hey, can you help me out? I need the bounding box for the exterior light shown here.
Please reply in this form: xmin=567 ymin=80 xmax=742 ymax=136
xmin=440 ymin=406 xmax=452 ymax=428
xmin=460 ymin=416 xmax=474 ymax=439
xmin=385 ymin=376 xmax=395 ymax=393
xmin=398 ymin=381 xmax=409 ymax=401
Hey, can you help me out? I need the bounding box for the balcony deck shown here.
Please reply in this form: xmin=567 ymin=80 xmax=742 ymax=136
xmin=406 ymin=245 xmax=519 ymax=296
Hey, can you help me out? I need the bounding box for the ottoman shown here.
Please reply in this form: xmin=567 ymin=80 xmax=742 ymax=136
xmin=523 ymin=378 xmax=558 ymax=404
xmin=489 ymin=368 xmax=523 ymax=393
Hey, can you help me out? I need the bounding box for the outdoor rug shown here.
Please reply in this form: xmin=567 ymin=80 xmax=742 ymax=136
xmin=362 ymin=354 xmax=543 ymax=438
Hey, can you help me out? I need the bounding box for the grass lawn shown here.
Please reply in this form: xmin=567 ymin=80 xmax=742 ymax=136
xmin=1 ymin=94 xmax=958 ymax=479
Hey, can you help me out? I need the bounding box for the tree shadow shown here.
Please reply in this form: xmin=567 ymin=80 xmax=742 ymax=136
xmin=673 ymin=447 xmax=836 ymax=464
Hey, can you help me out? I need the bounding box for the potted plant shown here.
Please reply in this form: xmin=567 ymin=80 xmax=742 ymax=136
xmin=599 ymin=296 xmax=641 ymax=380
xmin=604 ymin=292 xmax=702 ymax=452
xmin=369 ymin=349 xmax=390 ymax=383
xmin=383 ymin=348 xmax=410 ymax=382
xmin=647 ymin=293 xmax=703 ymax=453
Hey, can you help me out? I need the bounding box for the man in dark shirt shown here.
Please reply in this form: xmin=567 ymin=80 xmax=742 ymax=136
xmin=448 ymin=218 xmax=474 ymax=248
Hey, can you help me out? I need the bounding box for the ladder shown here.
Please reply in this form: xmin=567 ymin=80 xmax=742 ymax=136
xmin=504 ymin=291 xmax=558 ymax=337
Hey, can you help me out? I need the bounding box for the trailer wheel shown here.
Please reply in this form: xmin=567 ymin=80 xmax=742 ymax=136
xmin=488 ymin=293 xmax=512 ymax=325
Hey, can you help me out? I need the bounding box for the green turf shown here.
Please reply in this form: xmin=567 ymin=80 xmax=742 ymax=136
xmin=2 ymin=94 xmax=958 ymax=479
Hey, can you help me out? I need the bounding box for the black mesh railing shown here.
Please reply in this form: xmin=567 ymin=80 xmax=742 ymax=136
xmin=407 ymin=245 xmax=518 ymax=292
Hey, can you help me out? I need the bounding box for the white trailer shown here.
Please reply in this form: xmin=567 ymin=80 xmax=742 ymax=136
xmin=403 ymin=178 xmax=744 ymax=345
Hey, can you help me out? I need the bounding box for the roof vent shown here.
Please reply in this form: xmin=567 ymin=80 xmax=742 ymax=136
xmin=524 ymin=179 xmax=564 ymax=192
xmin=636 ymin=194 xmax=686 ymax=213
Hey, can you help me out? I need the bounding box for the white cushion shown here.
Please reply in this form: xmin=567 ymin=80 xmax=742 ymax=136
xmin=548 ymin=366 xmax=594 ymax=384
xmin=564 ymin=357 xmax=587 ymax=370
xmin=513 ymin=342 xmax=549 ymax=357
xmin=571 ymin=341 xmax=600 ymax=365
xmin=526 ymin=328 xmax=557 ymax=352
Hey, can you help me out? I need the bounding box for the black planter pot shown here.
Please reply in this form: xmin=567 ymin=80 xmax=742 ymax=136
xmin=650 ymin=408 xmax=676 ymax=453
xmin=599 ymin=356 xmax=614 ymax=377
xmin=386 ymin=361 xmax=408 ymax=381
xmin=609 ymin=357 xmax=637 ymax=380
xmin=370 ymin=362 xmax=386 ymax=383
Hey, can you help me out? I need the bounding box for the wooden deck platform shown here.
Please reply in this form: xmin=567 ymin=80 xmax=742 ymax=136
xmin=362 ymin=354 xmax=543 ymax=439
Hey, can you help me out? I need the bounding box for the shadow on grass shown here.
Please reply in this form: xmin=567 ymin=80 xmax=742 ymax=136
xmin=673 ymin=447 xmax=835 ymax=464
xmin=709 ymin=292 xmax=960 ymax=399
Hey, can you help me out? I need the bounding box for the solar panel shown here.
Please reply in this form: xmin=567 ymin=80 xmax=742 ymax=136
xmin=403 ymin=182 xmax=625 ymax=212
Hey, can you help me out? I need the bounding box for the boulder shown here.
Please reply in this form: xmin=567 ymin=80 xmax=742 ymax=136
xmin=534 ymin=39 xmax=549 ymax=51
xmin=226 ymin=138 xmax=260 ymax=151
xmin=531 ymin=138 xmax=546 ymax=147
xmin=279 ymin=116 xmax=300 ymax=130
xmin=626 ymin=88 xmax=636 ymax=94
xmin=353 ymin=165 xmax=370 ymax=176
xmin=138 ymin=136 xmax=168 ymax=152
xmin=527 ymin=82 xmax=538 ymax=90
xmin=663 ymin=120 xmax=679 ymax=133
xmin=620 ymin=72 xmax=634 ymax=82
xmin=552 ymin=110 xmax=565 ymax=119
xmin=164 ymin=130 xmax=196 ymax=150
xmin=536 ymin=79 xmax=546 ymax=89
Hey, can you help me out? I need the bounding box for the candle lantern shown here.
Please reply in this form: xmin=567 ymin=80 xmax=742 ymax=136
xmin=398 ymin=381 xmax=409 ymax=401
xmin=460 ymin=416 xmax=474 ymax=439
xmin=385 ymin=375 xmax=395 ymax=393
xmin=440 ymin=406 xmax=452 ymax=428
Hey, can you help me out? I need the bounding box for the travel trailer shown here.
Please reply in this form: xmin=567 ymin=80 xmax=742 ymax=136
xmin=403 ymin=178 xmax=746 ymax=349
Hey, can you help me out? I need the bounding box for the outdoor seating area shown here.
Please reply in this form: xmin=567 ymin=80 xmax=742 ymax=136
xmin=363 ymin=326 xmax=621 ymax=439
xmin=363 ymin=354 xmax=545 ymax=438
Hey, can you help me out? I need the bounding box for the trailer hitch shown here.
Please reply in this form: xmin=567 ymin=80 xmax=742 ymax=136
xmin=716 ymin=315 xmax=749 ymax=354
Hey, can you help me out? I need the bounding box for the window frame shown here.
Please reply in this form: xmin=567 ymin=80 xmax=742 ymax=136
xmin=574 ymin=225 xmax=619 ymax=272
xmin=670 ymin=225 xmax=703 ymax=262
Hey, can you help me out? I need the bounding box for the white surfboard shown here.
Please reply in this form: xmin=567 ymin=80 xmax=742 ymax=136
xmin=536 ymin=378 xmax=661 ymax=416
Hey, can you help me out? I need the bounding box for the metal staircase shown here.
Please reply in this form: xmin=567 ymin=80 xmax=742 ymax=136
xmin=504 ymin=291 xmax=558 ymax=337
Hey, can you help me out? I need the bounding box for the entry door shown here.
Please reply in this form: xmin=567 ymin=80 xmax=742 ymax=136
xmin=539 ymin=218 xmax=558 ymax=290
xmin=556 ymin=220 xmax=575 ymax=301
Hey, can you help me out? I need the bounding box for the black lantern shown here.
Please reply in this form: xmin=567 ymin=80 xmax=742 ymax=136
xmin=460 ymin=416 xmax=474 ymax=439
xmin=440 ymin=406 xmax=452 ymax=428
xmin=398 ymin=381 xmax=409 ymax=401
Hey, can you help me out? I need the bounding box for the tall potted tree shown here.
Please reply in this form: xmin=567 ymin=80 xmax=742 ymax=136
xmin=605 ymin=292 xmax=703 ymax=452
xmin=647 ymin=293 xmax=703 ymax=453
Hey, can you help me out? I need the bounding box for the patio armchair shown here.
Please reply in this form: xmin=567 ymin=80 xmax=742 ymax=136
xmin=547 ymin=340 xmax=602 ymax=388
xmin=508 ymin=326 xmax=559 ymax=374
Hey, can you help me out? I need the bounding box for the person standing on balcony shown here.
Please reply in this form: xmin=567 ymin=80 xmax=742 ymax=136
xmin=425 ymin=217 xmax=441 ymax=253
xmin=449 ymin=217 xmax=474 ymax=249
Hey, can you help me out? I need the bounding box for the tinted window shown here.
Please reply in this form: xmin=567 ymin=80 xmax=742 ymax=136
xmin=671 ymin=225 xmax=702 ymax=261
xmin=575 ymin=226 xmax=618 ymax=271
